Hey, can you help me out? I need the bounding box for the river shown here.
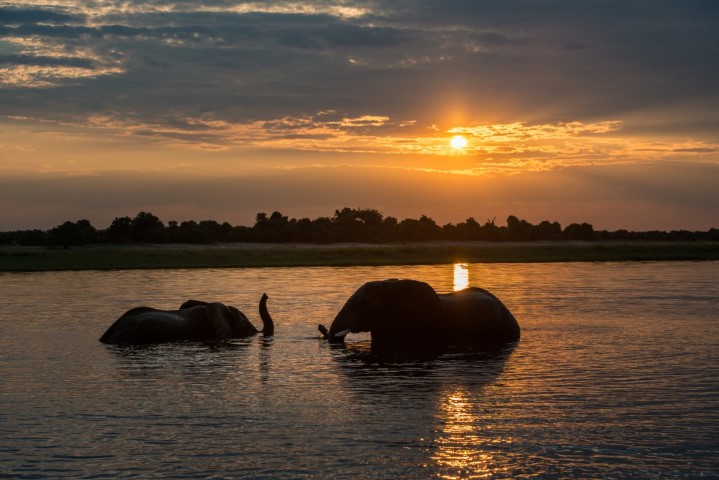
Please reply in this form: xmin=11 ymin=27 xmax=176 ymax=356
xmin=1 ymin=262 xmax=717 ymax=478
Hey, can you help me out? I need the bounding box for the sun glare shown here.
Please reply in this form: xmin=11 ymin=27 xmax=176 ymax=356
xmin=450 ymin=135 xmax=468 ymax=150
xmin=453 ymin=263 xmax=469 ymax=291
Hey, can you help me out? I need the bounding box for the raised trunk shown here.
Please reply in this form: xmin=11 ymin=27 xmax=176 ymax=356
xmin=259 ymin=293 xmax=274 ymax=336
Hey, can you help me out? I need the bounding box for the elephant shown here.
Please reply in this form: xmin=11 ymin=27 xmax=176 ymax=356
xmin=99 ymin=294 xmax=274 ymax=344
xmin=318 ymin=279 xmax=519 ymax=349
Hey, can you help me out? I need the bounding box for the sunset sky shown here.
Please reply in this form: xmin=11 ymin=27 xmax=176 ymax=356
xmin=1 ymin=1 xmax=718 ymax=231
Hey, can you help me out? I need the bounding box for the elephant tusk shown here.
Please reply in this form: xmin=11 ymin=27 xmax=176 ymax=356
xmin=335 ymin=328 xmax=351 ymax=338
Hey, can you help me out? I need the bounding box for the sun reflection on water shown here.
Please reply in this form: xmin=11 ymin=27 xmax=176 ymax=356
xmin=453 ymin=263 xmax=469 ymax=291
xmin=431 ymin=389 xmax=507 ymax=479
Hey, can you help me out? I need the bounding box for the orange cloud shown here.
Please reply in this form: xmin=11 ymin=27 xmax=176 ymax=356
xmin=4 ymin=112 xmax=719 ymax=176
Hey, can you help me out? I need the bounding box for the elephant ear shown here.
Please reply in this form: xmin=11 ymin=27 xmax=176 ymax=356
xmin=205 ymin=302 xmax=235 ymax=340
xmin=371 ymin=279 xmax=443 ymax=343
xmin=227 ymin=305 xmax=257 ymax=336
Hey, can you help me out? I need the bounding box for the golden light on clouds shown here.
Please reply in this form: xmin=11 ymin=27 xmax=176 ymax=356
xmin=5 ymin=112 xmax=718 ymax=178
xmin=0 ymin=64 xmax=125 ymax=88
xmin=12 ymin=0 xmax=372 ymax=18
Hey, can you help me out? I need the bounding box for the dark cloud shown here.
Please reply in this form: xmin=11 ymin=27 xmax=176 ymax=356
xmin=673 ymin=148 xmax=717 ymax=153
xmin=277 ymin=23 xmax=409 ymax=49
xmin=0 ymin=7 xmax=78 ymax=25
xmin=470 ymin=31 xmax=526 ymax=47
xmin=2 ymin=0 xmax=717 ymax=129
xmin=0 ymin=54 xmax=95 ymax=68
xmin=321 ymin=24 xmax=407 ymax=47
xmin=0 ymin=24 xmax=94 ymax=38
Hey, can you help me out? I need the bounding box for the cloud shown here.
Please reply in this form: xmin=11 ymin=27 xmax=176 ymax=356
xmin=450 ymin=121 xmax=622 ymax=142
xmin=0 ymin=54 xmax=95 ymax=68
xmin=276 ymin=23 xmax=410 ymax=48
xmin=672 ymin=147 xmax=717 ymax=154
xmin=0 ymin=0 xmax=717 ymax=232
xmin=5 ymin=110 xmax=718 ymax=174
xmin=0 ymin=2 xmax=716 ymax=138
xmin=0 ymin=8 xmax=78 ymax=25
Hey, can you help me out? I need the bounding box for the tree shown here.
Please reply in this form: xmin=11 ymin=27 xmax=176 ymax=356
xmin=106 ymin=216 xmax=132 ymax=243
xmin=291 ymin=217 xmax=315 ymax=242
xmin=48 ymin=221 xmax=80 ymax=248
xmin=0 ymin=229 xmax=48 ymax=246
xmin=564 ymin=222 xmax=594 ymax=240
xmin=507 ymin=215 xmax=535 ymax=240
xmin=397 ymin=215 xmax=441 ymax=241
xmin=454 ymin=217 xmax=481 ymax=240
xmin=536 ymin=220 xmax=562 ymax=240
xmin=331 ymin=207 xmax=385 ymax=242
xmin=75 ymin=219 xmax=98 ymax=244
xmin=48 ymin=219 xmax=96 ymax=248
xmin=480 ymin=217 xmax=504 ymax=241
xmin=130 ymin=212 xmax=165 ymax=242
xmin=311 ymin=216 xmax=333 ymax=243
xmin=198 ymin=220 xmax=224 ymax=242
xmin=255 ymin=212 xmax=268 ymax=225
xmin=175 ymin=220 xmax=211 ymax=244
xmin=253 ymin=211 xmax=290 ymax=242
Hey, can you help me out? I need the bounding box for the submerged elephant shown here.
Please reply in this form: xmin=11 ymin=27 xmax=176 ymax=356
xmin=100 ymin=294 xmax=274 ymax=344
xmin=318 ymin=279 xmax=519 ymax=348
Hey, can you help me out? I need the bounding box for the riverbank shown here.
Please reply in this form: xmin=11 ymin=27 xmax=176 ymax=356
xmin=1 ymin=241 xmax=717 ymax=272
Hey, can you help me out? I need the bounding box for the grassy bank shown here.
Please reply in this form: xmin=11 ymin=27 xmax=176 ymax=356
xmin=1 ymin=241 xmax=717 ymax=272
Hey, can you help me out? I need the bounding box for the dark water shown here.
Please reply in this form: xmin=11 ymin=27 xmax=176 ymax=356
xmin=1 ymin=262 xmax=717 ymax=479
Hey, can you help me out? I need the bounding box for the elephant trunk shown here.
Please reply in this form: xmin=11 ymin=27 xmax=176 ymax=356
xmin=259 ymin=293 xmax=274 ymax=336
xmin=318 ymin=324 xmax=330 ymax=339
xmin=318 ymin=324 xmax=351 ymax=343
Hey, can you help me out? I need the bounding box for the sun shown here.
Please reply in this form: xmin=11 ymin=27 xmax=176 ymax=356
xmin=450 ymin=135 xmax=468 ymax=150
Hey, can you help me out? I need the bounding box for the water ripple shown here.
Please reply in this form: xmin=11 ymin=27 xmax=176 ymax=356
xmin=1 ymin=262 xmax=717 ymax=478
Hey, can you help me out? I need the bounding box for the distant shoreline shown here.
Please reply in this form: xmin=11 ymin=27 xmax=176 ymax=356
xmin=1 ymin=241 xmax=717 ymax=272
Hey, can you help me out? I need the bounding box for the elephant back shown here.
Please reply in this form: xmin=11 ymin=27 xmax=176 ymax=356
xmin=439 ymin=287 xmax=520 ymax=344
xmin=100 ymin=307 xmax=211 ymax=344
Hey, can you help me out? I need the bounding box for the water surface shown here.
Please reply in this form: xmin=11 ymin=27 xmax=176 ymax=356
xmin=1 ymin=262 xmax=717 ymax=478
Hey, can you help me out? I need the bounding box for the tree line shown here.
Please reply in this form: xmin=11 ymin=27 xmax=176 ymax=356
xmin=1 ymin=208 xmax=717 ymax=248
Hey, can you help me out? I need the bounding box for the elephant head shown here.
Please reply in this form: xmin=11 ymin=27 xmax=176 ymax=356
xmin=100 ymin=293 xmax=274 ymax=344
xmin=318 ymin=279 xmax=444 ymax=346
xmin=319 ymin=279 xmax=519 ymax=349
